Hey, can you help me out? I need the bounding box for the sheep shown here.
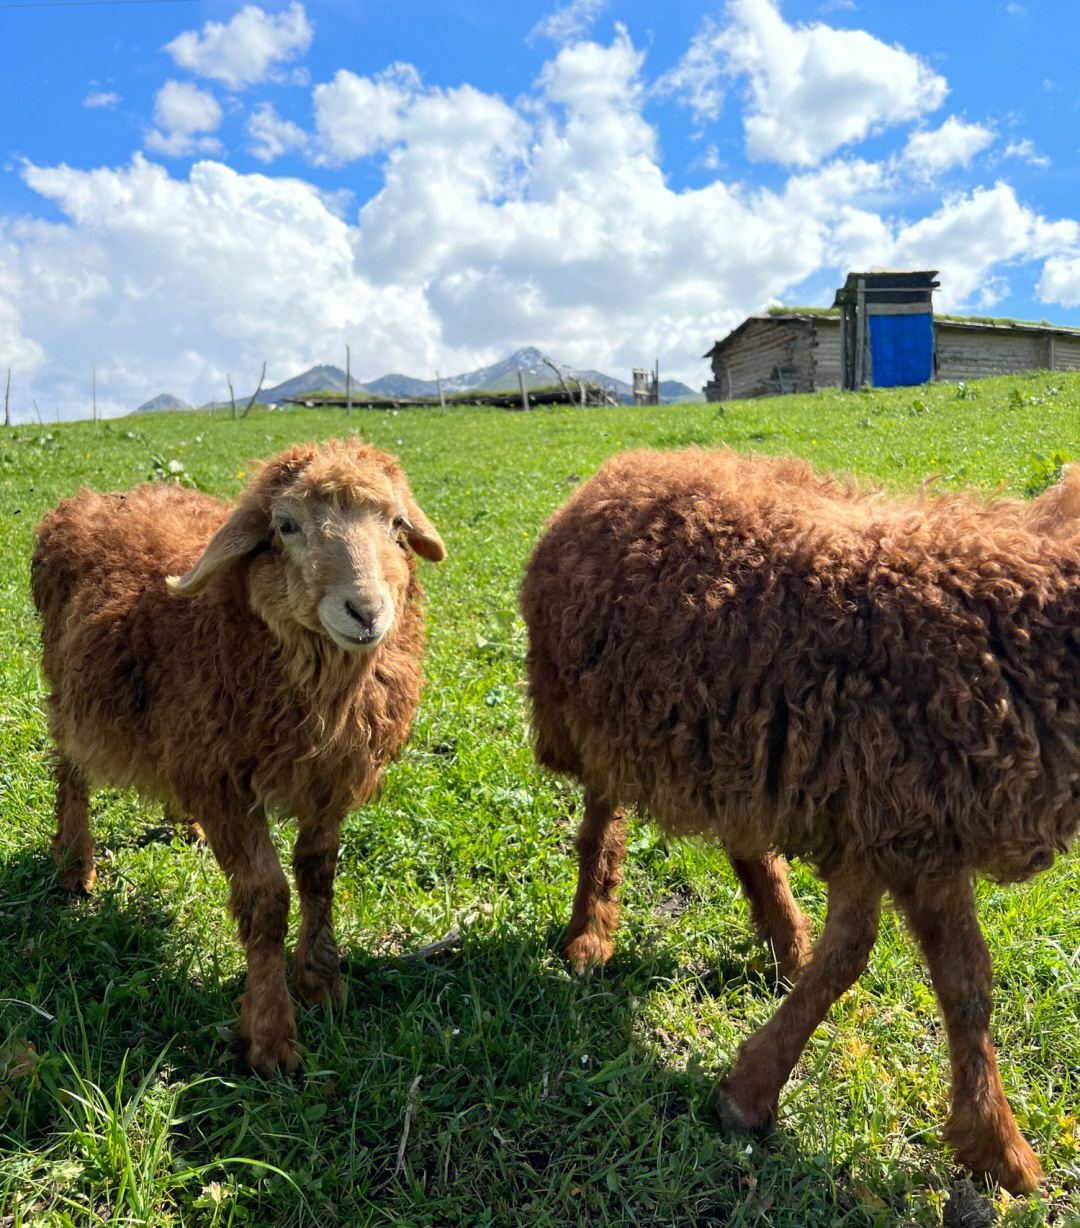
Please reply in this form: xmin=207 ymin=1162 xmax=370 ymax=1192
xmin=31 ymin=438 xmax=445 ymax=1073
xmin=520 ymin=445 xmax=1080 ymax=1193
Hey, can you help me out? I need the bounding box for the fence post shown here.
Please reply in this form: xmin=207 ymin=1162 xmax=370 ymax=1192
xmin=346 ymin=345 xmax=352 ymax=417
xmin=518 ymin=369 xmax=527 ymax=411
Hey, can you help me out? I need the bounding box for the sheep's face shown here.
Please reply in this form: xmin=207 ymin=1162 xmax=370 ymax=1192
xmin=260 ymin=492 xmax=413 ymax=652
xmin=167 ymin=440 xmax=445 ymax=651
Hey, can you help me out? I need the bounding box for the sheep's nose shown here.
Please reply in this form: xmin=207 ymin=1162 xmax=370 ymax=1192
xmin=344 ymin=598 xmax=380 ymax=635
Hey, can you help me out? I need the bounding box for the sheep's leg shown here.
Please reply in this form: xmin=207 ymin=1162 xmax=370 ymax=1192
xmin=208 ymin=821 xmax=298 ymax=1075
xmin=721 ymin=870 xmax=882 ymax=1129
xmin=164 ymin=799 xmax=205 ymax=845
xmin=895 ymin=875 xmax=1043 ymax=1194
xmin=564 ymin=792 xmax=627 ymax=974
xmin=50 ymin=756 xmax=96 ymax=893
xmin=292 ymin=822 xmax=344 ymax=1008
xmin=729 ymin=853 xmax=812 ymax=983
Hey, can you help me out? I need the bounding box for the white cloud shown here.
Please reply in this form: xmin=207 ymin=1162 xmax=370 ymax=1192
xmin=165 ymin=2 xmax=312 ymax=90
xmin=247 ymin=102 xmax=308 ymax=162
xmin=0 ymin=238 xmax=47 ymax=375
xmin=1004 ymin=138 xmax=1050 ymax=168
xmin=901 ymin=117 xmax=995 ymax=176
xmin=529 ymin=0 xmax=607 ymax=44
xmin=144 ymin=81 xmax=223 ymax=157
xmin=1006 ymin=3 xmax=1027 ymax=14
xmin=6 ymin=25 xmax=1080 ymax=412
xmin=312 ymin=64 xmax=423 ymax=164
xmin=83 ymin=90 xmax=120 ymax=109
xmin=12 ymin=155 xmax=435 ymax=414
xmin=1039 ymin=256 xmax=1080 ymax=307
xmin=657 ymin=0 xmax=947 ymax=165
xmin=882 ymin=183 xmax=1079 ymax=309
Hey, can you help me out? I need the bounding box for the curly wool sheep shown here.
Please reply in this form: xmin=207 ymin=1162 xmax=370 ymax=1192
xmin=521 ymin=446 xmax=1080 ymax=1193
xmin=32 ymin=439 xmax=445 ymax=1073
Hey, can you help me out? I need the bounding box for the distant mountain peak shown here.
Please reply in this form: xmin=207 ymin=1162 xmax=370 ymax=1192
xmin=132 ymin=347 xmax=703 ymax=415
xmin=133 ymin=392 xmax=195 ymax=414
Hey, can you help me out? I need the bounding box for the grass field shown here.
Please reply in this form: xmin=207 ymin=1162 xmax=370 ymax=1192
xmin=3 ymin=373 xmax=1080 ymax=1226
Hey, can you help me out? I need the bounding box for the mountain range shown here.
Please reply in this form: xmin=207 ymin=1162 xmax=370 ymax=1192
xmin=132 ymin=347 xmax=702 ymax=412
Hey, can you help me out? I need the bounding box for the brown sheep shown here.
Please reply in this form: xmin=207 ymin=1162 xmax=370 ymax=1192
xmin=31 ymin=439 xmax=445 ymax=1073
xmin=520 ymin=445 xmax=1080 ymax=1193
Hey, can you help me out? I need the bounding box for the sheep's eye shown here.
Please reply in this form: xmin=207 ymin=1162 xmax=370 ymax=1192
xmin=391 ymin=515 xmax=408 ymax=533
xmin=276 ymin=517 xmax=299 ymax=536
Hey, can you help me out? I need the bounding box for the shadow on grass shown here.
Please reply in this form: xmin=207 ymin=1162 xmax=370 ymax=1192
xmin=0 ymin=845 xmax=901 ymax=1228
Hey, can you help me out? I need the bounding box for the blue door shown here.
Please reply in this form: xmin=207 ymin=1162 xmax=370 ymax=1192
xmin=868 ymin=312 xmax=934 ymax=386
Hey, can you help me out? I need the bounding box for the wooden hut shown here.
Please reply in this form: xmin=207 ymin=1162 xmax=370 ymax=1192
xmin=704 ymin=306 xmax=1080 ymax=401
xmin=702 ymin=309 xmax=841 ymax=400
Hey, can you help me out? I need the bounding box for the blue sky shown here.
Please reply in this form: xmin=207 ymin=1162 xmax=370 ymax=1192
xmin=2 ymin=0 xmax=1080 ymax=417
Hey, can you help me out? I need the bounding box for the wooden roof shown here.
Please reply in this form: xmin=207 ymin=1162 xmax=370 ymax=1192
xmin=703 ymin=310 xmax=838 ymax=359
xmin=705 ymin=306 xmax=1080 ymax=359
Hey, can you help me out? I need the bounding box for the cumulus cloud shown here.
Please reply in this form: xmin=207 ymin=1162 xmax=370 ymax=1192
xmin=901 ymin=117 xmax=996 ymax=176
xmin=1038 ymin=256 xmax=1080 ymax=307
xmin=529 ymin=0 xmax=607 ymax=44
xmin=247 ymin=102 xmax=308 ymax=162
xmin=1004 ymin=138 xmax=1050 ymax=168
xmin=883 ymin=183 xmax=1079 ymax=309
xmin=13 ymin=155 xmax=436 ymax=413
xmin=144 ymin=81 xmax=223 ymax=157
xmin=83 ymin=90 xmax=120 ymax=109
xmin=165 ymin=2 xmax=312 ymax=90
xmin=657 ymin=0 xmax=947 ymax=165
xmin=7 ymin=23 xmax=1080 ymax=412
xmin=312 ymin=64 xmax=423 ymax=164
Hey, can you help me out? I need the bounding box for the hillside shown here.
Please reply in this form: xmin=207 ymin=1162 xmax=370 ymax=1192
xmin=4 ymin=369 xmax=1080 ymax=1226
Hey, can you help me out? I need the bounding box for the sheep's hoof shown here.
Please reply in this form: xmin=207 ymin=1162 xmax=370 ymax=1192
xmin=565 ymin=931 xmax=614 ymax=976
xmin=952 ymin=1129 xmax=1044 ymax=1195
xmin=239 ymin=1027 xmax=302 ymax=1076
xmin=717 ymin=1077 xmax=777 ymax=1134
xmin=55 ymin=858 xmax=97 ymax=895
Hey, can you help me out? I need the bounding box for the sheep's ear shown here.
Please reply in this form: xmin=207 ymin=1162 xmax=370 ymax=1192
xmin=166 ymin=503 xmax=269 ymax=596
xmin=403 ymin=494 xmax=446 ymax=562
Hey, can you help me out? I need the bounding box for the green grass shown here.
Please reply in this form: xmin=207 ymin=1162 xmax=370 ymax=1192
xmin=3 ymin=373 xmax=1080 ymax=1226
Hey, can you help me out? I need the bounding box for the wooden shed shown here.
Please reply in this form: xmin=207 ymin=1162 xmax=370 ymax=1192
xmin=704 ymin=308 xmax=1080 ymax=401
xmin=702 ymin=309 xmax=841 ymax=400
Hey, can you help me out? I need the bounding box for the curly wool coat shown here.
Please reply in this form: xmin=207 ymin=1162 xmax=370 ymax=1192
xmin=31 ymin=439 xmax=444 ymax=1072
xmin=524 ymin=447 xmax=1080 ymax=888
xmin=522 ymin=445 xmax=1080 ymax=1193
xmin=32 ymin=452 xmax=426 ymax=828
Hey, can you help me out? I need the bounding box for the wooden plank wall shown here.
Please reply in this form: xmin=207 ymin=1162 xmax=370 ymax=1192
xmin=811 ymin=318 xmax=842 ymax=388
xmin=710 ymin=318 xmax=799 ymax=399
xmin=1049 ymin=334 xmax=1080 ymax=370
xmin=936 ymin=323 xmax=1046 ymax=379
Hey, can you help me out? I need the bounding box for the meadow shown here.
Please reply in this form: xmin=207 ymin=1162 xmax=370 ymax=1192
xmin=2 ymin=372 xmax=1080 ymax=1227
